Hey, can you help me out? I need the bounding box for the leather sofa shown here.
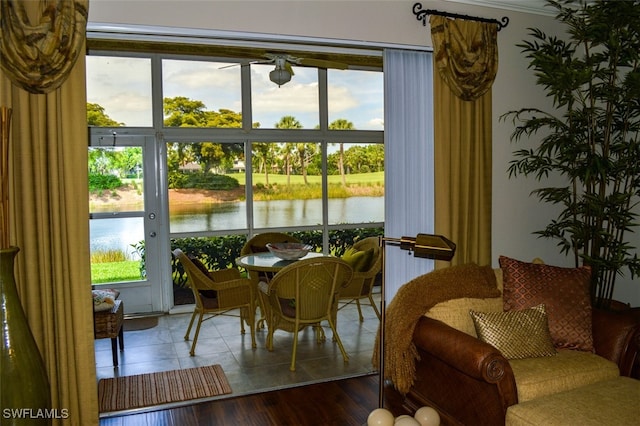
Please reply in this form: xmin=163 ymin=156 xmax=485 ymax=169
xmin=384 ymin=268 xmax=640 ymax=426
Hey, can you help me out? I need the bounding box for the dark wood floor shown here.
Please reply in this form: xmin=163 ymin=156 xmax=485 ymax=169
xmin=99 ymin=374 xmax=401 ymax=426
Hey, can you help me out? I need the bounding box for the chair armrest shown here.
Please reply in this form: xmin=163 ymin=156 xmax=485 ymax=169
xmin=413 ymin=316 xmax=514 ymax=384
xmin=209 ymin=268 xmax=242 ymax=282
xmin=213 ymin=278 xmax=252 ymax=291
xmin=592 ymin=307 xmax=640 ymax=377
xmin=400 ymin=317 xmax=518 ymax=426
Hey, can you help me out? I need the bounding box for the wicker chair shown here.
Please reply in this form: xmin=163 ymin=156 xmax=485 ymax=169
xmin=241 ymin=232 xmax=302 ymax=256
xmin=173 ymin=249 xmax=256 ymax=356
xmin=259 ymin=257 xmax=353 ymax=371
xmin=338 ymin=237 xmax=382 ymax=322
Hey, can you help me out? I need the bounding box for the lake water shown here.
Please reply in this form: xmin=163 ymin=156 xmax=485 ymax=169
xmin=90 ymin=196 xmax=383 ymax=258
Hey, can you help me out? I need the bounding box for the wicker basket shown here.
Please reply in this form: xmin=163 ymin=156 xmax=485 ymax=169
xmin=94 ymin=299 xmax=124 ymax=339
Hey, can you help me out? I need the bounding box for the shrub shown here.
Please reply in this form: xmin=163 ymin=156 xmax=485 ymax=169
xmin=89 ymin=173 xmax=122 ymax=191
xmin=165 ymin=227 xmax=384 ymax=287
xmin=168 ymin=171 xmax=239 ymax=190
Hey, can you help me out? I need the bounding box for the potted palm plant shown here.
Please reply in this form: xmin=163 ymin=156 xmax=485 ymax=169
xmin=502 ymin=0 xmax=640 ymax=308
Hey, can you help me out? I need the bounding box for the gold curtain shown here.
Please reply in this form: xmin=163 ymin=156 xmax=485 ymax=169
xmin=431 ymin=16 xmax=496 ymax=268
xmin=0 ymin=1 xmax=98 ymax=425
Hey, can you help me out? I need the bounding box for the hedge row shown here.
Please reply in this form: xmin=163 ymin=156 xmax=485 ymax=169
xmin=165 ymin=228 xmax=383 ymax=287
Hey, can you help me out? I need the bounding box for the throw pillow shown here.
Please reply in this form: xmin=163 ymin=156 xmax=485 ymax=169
xmin=425 ymin=296 xmax=503 ymax=337
xmin=499 ymin=255 xmax=593 ymax=352
xmin=470 ymin=304 xmax=556 ymax=359
xmin=92 ymin=289 xmax=120 ymax=312
xmin=188 ymin=254 xmax=211 ymax=276
xmin=341 ymin=247 xmax=374 ymax=272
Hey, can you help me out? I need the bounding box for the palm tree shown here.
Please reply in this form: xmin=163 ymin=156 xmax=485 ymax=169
xmin=279 ymin=143 xmax=295 ymax=185
xmin=329 ymin=119 xmax=355 ymax=186
xmin=276 ymin=116 xmax=309 ymax=183
xmin=252 ymin=143 xmax=274 ymax=186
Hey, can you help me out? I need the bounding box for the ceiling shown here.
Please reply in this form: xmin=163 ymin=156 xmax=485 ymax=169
xmin=444 ymin=0 xmax=555 ymax=16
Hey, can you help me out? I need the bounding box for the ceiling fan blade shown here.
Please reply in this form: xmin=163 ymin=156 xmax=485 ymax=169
xmin=219 ymin=58 xmax=274 ymax=70
xmin=284 ymin=62 xmax=295 ymax=76
xmin=218 ymin=63 xmax=241 ymax=70
xmin=298 ymin=58 xmax=348 ymax=70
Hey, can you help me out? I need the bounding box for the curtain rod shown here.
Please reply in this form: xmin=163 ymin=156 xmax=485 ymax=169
xmin=412 ymin=2 xmax=509 ymax=31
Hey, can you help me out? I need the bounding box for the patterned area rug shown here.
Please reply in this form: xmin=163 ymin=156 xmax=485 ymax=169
xmin=98 ymin=365 xmax=232 ymax=412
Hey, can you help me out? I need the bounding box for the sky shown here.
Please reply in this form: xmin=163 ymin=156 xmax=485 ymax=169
xmin=86 ymin=55 xmax=384 ymax=131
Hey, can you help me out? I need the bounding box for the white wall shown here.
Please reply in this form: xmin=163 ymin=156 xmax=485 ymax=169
xmin=88 ymin=0 xmax=639 ymax=305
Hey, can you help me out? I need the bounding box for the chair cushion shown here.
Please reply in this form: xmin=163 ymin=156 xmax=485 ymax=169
xmin=259 ymin=281 xmax=296 ymax=317
xmin=505 ymin=377 xmax=640 ymax=426
xmin=200 ymin=293 xmax=219 ymax=309
xmin=279 ymin=298 xmax=296 ymax=317
xmin=470 ymin=304 xmax=556 ymax=359
xmin=341 ymin=246 xmax=374 ymax=272
xmin=500 ymin=256 xmax=593 ymax=352
xmin=92 ymin=288 xmax=120 ymax=312
xmin=188 ymin=254 xmax=210 ymax=276
xmin=188 ymin=254 xmax=217 ymax=298
xmin=509 ymin=349 xmax=620 ymax=402
xmin=425 ymin=296 xmax=503 ymax=337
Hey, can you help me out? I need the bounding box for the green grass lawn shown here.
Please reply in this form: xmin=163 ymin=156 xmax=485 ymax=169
xmin=91 ymin=260 xmax=142 ymax=284
xmin=227 ymin=171 xmax=384 ymax=200
xmin=228 ymin=171 xmax=384 ymax=186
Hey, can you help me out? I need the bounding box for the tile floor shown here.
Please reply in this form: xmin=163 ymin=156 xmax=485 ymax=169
xmin=95 ymin=292 xmax=381 ymax=412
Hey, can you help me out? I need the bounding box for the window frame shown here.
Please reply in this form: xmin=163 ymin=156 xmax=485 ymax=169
xmin=87 ymin=50 xmax=384 ymax=252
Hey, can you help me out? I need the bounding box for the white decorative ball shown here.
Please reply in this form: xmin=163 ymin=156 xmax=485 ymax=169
xmin=394 ymin=416 xmax=421 ymax=426
xmin=367 ymin=408 xmax=395 ymax=426
xmin=414 ymin=406 xmax=441 ymax=426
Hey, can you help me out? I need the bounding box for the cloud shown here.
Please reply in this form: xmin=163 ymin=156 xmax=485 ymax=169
xmin=250 ymin=65 xmax=321 ymax=127
xmin=163 ymin=61 xmax=241 ymax=111
xmin=367 ymin=117 xmax=384 ymax=130
xmin=253 ymin=82 xmax=319 ymax=112
xmin=327 ymin=85 xmax=358 ymax=112
xmin=87 ymin=56 xmax=383 ymax=130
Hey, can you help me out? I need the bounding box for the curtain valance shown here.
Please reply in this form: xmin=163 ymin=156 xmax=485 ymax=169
xmin=430 ymin=15 xmax=498 ymax=101
xmin=0 ymin=0 xmax=88 ymax=94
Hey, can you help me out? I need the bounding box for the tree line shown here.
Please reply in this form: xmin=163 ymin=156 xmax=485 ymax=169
xmin=88 ymin=97 xmax=384 ymax=185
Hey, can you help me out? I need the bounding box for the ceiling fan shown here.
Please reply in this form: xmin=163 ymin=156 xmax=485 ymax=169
xmin=222 ymin=53 xmax=349 ymax=87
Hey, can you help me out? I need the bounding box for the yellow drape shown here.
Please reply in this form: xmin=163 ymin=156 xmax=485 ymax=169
xmin=432 ymin=17 xmax=495 ymax=268
xmin=0 ymin=2 xmax=98 ymax=425
xmin=0 ymin=60 xmax=98 ymax=426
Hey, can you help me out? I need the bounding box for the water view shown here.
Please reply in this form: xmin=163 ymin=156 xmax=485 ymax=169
xmin=90 ymin=196 xmax=384 ymax=256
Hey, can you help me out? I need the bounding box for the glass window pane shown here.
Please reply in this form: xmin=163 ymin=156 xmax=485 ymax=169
xmin=251 ymin=64 xmax=319 ymax=129
xmin=251 ymin=142 xmax=322 ymax=227
xmin=167 ymin=141 xmax=246 ymax=232
xmin=90 ymin=217 xmax=145 ymax=283
xmin=162 ymin=59 xmax=242 ymax=128
xmin=327 ymin=142 xmax=384 ymax=225
xmin=89 ymin=147 xmax=144 ymax=214
xmin=86 ymin=56 xmax=152 ymax=127
xmin=89 ymin=146 xmax=146 ymax=284
xmin=328 ymin=69 xmax=384 ymax=130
